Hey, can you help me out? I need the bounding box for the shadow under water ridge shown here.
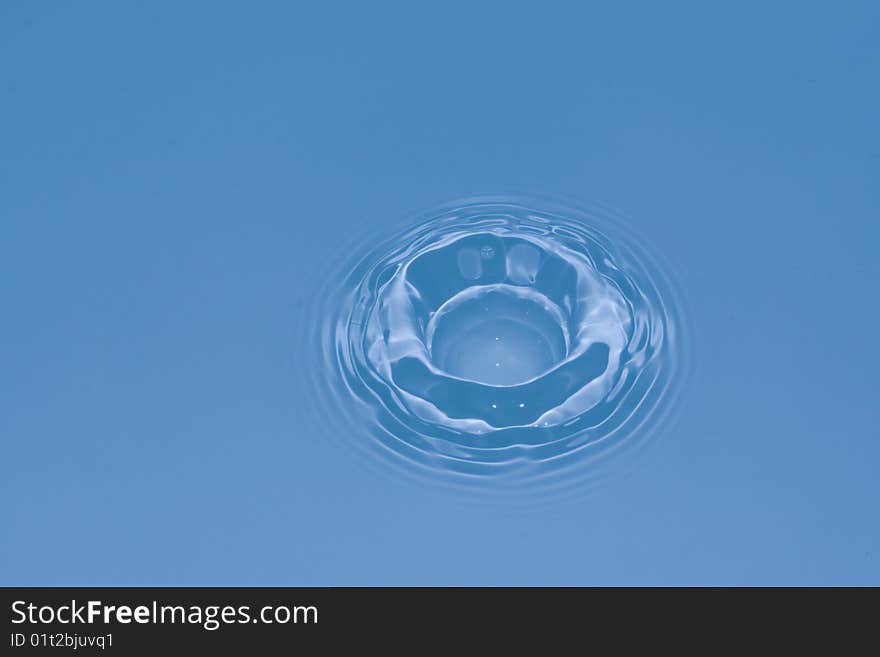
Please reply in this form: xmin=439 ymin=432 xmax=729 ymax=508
xmin=302 ymin=197 xmax=689 ymax=498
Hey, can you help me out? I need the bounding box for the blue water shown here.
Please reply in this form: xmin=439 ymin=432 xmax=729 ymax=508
xmin=2 ymin=2 xmax=879 ymax=585
xmin=311 ymin=198 xmax=685 ymax=492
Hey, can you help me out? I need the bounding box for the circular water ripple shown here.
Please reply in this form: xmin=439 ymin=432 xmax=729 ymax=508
xmin=305 ymin=197 xmax=687 ymax=493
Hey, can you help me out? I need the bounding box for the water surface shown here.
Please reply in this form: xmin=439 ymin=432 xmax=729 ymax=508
xmin=305 ymin=197 xmax=688 ymax=497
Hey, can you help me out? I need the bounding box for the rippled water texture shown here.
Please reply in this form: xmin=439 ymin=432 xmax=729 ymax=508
xmin=307 ymin=199 xmax=686 ymax=493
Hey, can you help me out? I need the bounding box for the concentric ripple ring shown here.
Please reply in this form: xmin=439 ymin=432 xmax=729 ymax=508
xmin=307 ymin=197 xmax=687 ymax=492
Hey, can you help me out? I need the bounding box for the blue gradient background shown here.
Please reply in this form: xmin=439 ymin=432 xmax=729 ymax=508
xmin=2 ymin=1 xmax=878 ymax=585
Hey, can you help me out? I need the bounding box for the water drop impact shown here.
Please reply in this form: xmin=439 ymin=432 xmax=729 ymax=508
xmin=307 ymin=197 xmax=687 ymax=496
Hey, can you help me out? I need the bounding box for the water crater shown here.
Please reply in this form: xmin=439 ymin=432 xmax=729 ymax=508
xmin=314 ymin=198 xmax=685 ymax=489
